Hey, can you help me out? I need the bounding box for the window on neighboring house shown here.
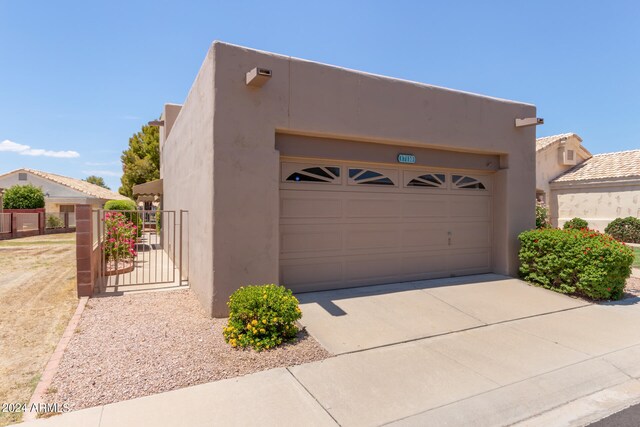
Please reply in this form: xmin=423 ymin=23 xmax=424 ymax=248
xmin=349 ymin=168 xmax=395 ymax=186
xmin=452 ymin=175 xmax=486 ymax=190
xmin=567 ymin=150 xmax=575 ymax=161
xmin=18 ymin=173 xmax=27 ymax=181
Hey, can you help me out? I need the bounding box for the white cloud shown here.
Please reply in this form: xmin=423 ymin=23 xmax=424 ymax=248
xmin=0 ymin=140 xmax=30 ymax=152
xmin=0 ymin=139 xmax=80 ymax=158
xmin=83 ymin=170 xmax=121 ymax=177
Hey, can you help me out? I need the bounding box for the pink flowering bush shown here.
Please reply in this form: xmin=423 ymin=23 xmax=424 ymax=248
xmin=103 ymin=211 xmax=138 ymax=263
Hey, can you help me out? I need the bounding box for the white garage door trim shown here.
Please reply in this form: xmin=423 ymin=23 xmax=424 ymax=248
xmin=280 ymin=158 xmax=493 ymax=293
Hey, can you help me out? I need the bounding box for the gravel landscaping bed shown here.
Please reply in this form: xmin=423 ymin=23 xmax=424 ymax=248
xmin=44 ymin=289 xmax=330 ymax=412
xmin=625 ymin=275 xmax=640 ymax=298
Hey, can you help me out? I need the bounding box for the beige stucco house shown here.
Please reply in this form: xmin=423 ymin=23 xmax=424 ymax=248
xmin=536 ymin=133 xmax=640 ymax=231
xmin=535 ymin=133 xmax=592 ymax=203
xmin=0 ymin=168 xmax=128 ymax=212
xmin=159 ymin=41 xmax=538 ymax=317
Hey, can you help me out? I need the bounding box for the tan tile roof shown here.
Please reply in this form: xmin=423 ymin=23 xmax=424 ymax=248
xmin=552 ymin=149 xmax=640 ymax=183
xmin=536 ymin=133 xmax=582 ymax=152
xmin=0 ymin=168 xmax=129 ymax=200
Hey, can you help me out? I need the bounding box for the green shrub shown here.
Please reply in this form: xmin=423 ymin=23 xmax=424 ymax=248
xmin=46 ymin=215 xmax=64 ymax=228
xmin=519 ymin=228 xmax=634 ymax=300
xmin=2 ymin=184 xmax=45 ymax=209
xmin=536 ymin=201 xmax=551 ymax=229
xmin=605 ymin=217 xmax=640 ymax=243
xmin=104 ymin=199 xmax=142 ymax=236
xmin=223 ymin=284 xmax=302 ymax=351
xmin=104 ymin=199 xmax=137 ymax=211
xmin=563 ymin=217 xmax=589 ymax=230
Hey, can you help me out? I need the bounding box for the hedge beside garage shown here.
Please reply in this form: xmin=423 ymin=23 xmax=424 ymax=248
xmin=519 ymin=228 xmax=634 ymax=300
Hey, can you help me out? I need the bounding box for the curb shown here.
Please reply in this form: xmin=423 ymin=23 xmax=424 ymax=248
xmin=513 ymin=379 xmax=640 ymax=427
xmin=23 ymin=296 xmax=89 ymax=422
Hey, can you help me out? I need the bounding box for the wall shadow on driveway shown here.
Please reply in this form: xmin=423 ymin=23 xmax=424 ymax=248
xmin=295 ymin=274 xmax=509 ymax=317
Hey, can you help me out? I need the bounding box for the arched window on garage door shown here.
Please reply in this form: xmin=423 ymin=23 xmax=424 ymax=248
xmin=348 ymin=168 xmax=395 ymax=186
xmin=452 ymin=175 xmax=486 ymax=190
xmin=406 ymin=173 xmax=446 ymax=188
xmin=284 ymin=166 xmax=341 ymax=183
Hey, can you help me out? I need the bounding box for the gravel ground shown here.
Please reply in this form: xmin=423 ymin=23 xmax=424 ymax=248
xmin=45 ymin=289 xmax=330 ymax=412
xmin=625 ymin=275 xmax=640 ymax=298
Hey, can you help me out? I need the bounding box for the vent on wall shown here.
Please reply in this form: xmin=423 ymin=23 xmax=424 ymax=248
xmin=560 ymin=147 xmax=577 ymax=166
xmin=18 ymin=173 xmax=27 ymax=181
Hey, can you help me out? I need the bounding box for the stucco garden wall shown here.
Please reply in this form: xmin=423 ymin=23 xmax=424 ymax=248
xmin=551 ymin=181 xmax=640 ymax=232
xmin=161 ymin=48 xmax=215 ymax=315
xmin=164 ymin=42 xmax=537 ymax=317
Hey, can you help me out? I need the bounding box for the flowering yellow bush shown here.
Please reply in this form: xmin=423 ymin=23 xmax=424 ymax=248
xmin=223 ymin=284 xmax=302 ymax=351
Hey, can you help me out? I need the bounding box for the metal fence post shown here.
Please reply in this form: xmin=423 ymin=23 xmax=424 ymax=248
xmin=11 ymin=212 xmax=16 ymax=238
xmin=179 ymin=210 xmax=183 ymax=283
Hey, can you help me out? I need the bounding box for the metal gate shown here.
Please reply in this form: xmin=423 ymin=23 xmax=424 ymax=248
xmin=96 ymin=209 xmax=189 ymax=292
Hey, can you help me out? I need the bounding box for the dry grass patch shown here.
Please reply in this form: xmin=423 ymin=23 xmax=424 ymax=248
xmin=0 ymin=233 xmax=78 ymax=426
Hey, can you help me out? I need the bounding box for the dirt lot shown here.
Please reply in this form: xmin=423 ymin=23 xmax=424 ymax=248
xmin=0 ymin=233 xmax=78 ymax=427
xmin=44 ymin=289 xmax=330 ymax=413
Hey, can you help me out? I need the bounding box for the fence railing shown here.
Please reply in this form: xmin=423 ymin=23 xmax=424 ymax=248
xmin=45 ymin=212 xmax=77 ymax=230
xmin=16 ymin=213 xmax=39 ymax=232
xmin=0 ymin=213 xmax=10 ymax=234
xmin=0 ymin=210 xmax=76 ymax=240
xmin=92 ymin=209 xmax=100 ymax=247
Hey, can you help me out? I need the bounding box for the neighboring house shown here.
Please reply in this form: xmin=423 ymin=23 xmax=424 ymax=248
xmin=0 ymin=168 xmax=129 ymax=213
xmin=535 ymin=133 xmax=592 ymax=203
xmin=536 ymin=134 xmax=640 ymax=231
xmin=158 ymin=42 xmax=537 ymax=317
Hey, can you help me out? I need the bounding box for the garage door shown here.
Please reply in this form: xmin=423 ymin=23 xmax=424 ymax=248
xmin=279 ymin=159 xmax=493 ymax=293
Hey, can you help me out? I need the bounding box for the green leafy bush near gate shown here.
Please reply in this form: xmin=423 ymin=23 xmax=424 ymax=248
xmin=519 ymin=228 xmax=634 ymax=300
xmin=2 ymin=184 xmax=45 ymax=209
xmin=605 ymin=217 xmax=640 ymax=244
xmin=104 ymin=199 xmax=137 ymax=211
xmin=46 ymin=215 xmax=64 ymax=229
xmin=563 ymin=217 xmax=589 ymax=230
xmin=223 ymin=284 xmax=302 ymax=351
xmin=104 ymin=199 xmax=142 ymax=236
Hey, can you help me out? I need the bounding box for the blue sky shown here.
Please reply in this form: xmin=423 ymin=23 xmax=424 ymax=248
xmin=1 ymin=1 xmax=639 ymax=192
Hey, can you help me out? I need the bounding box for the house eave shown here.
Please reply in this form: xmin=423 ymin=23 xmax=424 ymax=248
xmin=550 ymin=176 xmax=640 ymax=190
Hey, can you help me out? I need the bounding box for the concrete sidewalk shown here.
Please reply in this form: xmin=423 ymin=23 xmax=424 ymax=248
xmin=20 ymin=277 xmax=640 ymax=427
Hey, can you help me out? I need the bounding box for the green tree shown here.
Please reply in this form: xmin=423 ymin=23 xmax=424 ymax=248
xmin=2 ymin=184 xmax=45 ymax=209
xmin=119 ymin=124 xmax=160 ymax=198
xmin=84 ymin=175 xmax=110 ymax=189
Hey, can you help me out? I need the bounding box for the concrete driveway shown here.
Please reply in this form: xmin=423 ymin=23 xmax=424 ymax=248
xmin=296 ymin=274 xmax=589 ymax=354
xmin=22 ymin=274 xmax=640 ymax=427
